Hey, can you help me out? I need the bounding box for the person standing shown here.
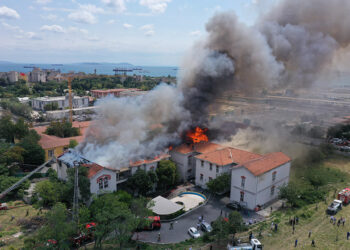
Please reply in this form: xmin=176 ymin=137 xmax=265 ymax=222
xmin=294 ymin=239 xmax=298 ymax=247
xmin=296 ymin=216 xmax=299 ymax=225
xmin=347 ymin=231 xmax=350 ymax=240
xmin=275 ymin=223 xmax=278 ymax=232
xmin=343 ymin=218 xmax=346 ymax=226
xmin=292 ymin=225 xmax=295 ymax=234
xmin=158 ymin=232 xmax=161 ymax=242
xmin=169 ymin=222 xmax=173 ymax=230
xmin=308 ymin=230 xmax=312 ymax=238
xmin=311 ymin=239 xmax=315 ymax=247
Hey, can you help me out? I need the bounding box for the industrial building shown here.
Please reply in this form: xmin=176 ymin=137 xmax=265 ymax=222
xmin=90 ymin=88 xmax=141 ymax=98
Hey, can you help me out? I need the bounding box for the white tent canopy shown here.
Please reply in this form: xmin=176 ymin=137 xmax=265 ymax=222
xmin=149 ymin=196 xmax=183 ymax=215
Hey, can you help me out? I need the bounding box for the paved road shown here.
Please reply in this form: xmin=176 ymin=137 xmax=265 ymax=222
xmin=134 ymin=195 xmax=264 ymax=244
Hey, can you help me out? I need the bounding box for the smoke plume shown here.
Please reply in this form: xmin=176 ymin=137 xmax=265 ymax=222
xmin=79 ymin=0 xmax=350 ymax=168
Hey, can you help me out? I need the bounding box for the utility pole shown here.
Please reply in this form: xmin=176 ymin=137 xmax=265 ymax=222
xmin=72 ymin=161 xmax=79 ymax=224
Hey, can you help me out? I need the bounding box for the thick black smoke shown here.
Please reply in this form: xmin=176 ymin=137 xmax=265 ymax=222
xmin=80 ymin=0 xmax=350 ymax=168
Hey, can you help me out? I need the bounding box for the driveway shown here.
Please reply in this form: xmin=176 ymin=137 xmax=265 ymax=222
xmin=133 ymin=194 xmax=264 ymax=244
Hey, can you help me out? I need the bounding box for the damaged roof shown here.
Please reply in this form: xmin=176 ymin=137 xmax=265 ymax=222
xmin=195 ymin=147 xmax=261 ymax=166
xmin=172 ymin=142 xmax=223 ymax=155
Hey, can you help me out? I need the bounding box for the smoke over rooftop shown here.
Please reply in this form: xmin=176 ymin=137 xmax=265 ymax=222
xmin=79 ymin=0 xmax=350 ymax=169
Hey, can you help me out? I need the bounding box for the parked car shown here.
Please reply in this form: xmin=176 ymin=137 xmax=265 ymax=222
xmin=201 ymin=221 xmax=213 ymax=232
xmin=188 ymin=227 xmax=200 ymax=238
xmin=226 ymin=201 xmax=241 ymax=211
xmin=327 ymin=200 xmax=342 ymax=214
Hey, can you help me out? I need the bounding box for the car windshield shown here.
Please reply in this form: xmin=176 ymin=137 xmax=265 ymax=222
xmin=192 ymin=228 xmax=198 ymax=234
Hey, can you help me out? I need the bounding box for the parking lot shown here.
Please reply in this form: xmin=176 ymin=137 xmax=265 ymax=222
xmin=134 ymin=195 xmax=264 ymax=244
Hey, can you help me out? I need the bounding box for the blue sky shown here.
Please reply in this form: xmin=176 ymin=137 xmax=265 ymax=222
xmin=0 ymin=0 xmax=277 ymax=66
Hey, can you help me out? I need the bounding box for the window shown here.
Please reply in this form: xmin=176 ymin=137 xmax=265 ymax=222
xmin=271 ymin=186 xmax=275 ymax=196
xmin=104 ymin=176 xmax=109 ymax=188
xmin=99 ymin=179 xmax=103 ymax=189
xmin=241 ymin=176 xmax=246 ymax=188
xmin=240 ymin=191 xmax=244 ymax=202
xmin=209 ymin=163 xmax=212 ymax=171
xmin=48 ymin=149 xmax=54 ymax=157
xmin=209 ymin=177 xmax=213 ymax=182
xmin=216 ymin=166 xmax=219 ymax=173
xmin=272 ymin=171 xmax=277 ymax=181
xmin=200 ymin=174 xmax=203 ymax=181
xmin=201 ymin=160 xmax=204 ymax=167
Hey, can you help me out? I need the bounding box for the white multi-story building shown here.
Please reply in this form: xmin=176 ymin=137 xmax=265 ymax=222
xmin=31 ymin=95 xmax=89 ymax=111
xmin=170 ymin=142 xmax=223 ymax=182
xmin=230 ymin=152 xmax=291 ymax=210
xmin=0 ymin=71 xmax=19 ymax=83
xmin=29 ymin=68 xmax=47 ymax=83
xmin=191 ymin=144 xmax=291 ymax=210
xmin=129 ymin=154 xmax=171 ymax=175
xmin=55 ymin=150 xmax=117 ymax=195
xmin=53 ymin=149 xmax=170 ymax=195
xmin=194 ymin=147 xmax=262 ymax=189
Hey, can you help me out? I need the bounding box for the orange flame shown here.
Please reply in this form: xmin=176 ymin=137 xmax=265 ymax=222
xmin=186 ymin=127 xmax=209 ymax=144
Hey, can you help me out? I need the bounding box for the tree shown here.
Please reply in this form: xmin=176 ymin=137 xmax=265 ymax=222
xmin=212 ymin=217 xmax=230 ymax=244
xmin=34 ymin=180 xmax=64 ymax=207
xmin=91 ymin=194 xmax=138 ymax=249
xmin=127 ymin=169 xmax=154 ymax=196
xmin=207 ymin=173 xmax=231 ymax=194
xmin=69 ymin=139 xmax=78 ymax=148
xmin=0 ymin=116 xmax=15 ymax=142
xmin=0 ymin=175 xmax=30 ymax=199
xmin=17 ymin=131 xmax=45 ymax=166
xmin=13 ymin=118 xmax=29 ymax=140
xmin=0 ymin=145 xmax=25 ymax=165
xmin=37 ymin=203 xmax=75 ymax=249
xmin=130 ymin=197 xmax=154 ymax=230
xmin=279 ymin=182 xmax=300 ymax=207
xmin=45 ymin=120 xmax=80 ymax=138
xmin=156 ymin=160 xmax=178 ymax=190
xmin=308 ymin=126 xmax=324 ymax=139
xmin=227 ymin=211 xmax=245 ymax=234
xmin=66 ymin=166 xmax=91 ymax=202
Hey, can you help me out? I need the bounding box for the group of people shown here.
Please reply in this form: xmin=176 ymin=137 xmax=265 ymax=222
xmin=330 ymin=215 xmax=346 ymax=227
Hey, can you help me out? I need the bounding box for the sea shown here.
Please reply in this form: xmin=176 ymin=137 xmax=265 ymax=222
xmin=0 ymin=62 xmax=179 ymax=77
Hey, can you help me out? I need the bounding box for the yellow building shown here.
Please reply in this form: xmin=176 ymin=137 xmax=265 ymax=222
xmin=31 ymin=121 xmax=91 ymax=161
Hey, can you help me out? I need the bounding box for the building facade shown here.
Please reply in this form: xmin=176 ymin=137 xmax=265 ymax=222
xmin=170 ymin=143 xmax=222 ymax=182
xmin=31 ymin=95 xmax=89 ymax=111
xmin=230 ymin=152 xmax=291 ymax=210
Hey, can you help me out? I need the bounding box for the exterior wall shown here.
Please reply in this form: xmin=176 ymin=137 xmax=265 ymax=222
xmin=32 ymin=96 xmax=89 ymax=111
xmin=56 ymin=161 xmax=69 ymax=180
xmin=195 ymin=158 xmax=231 ymax=189
xmin=90 ymin=169 xmax=117 ymax=195
xmin=170 ymin=151 xmax=190 ymax=182
xmin=130 ymin=162 xmax=158 ymax=175
xmin=44 ymin=146 xmax=67 ymax=161
xmin=255 ymin=162 xmax=291 ymax=207
xmin=230 ymin=162 xmax=291 ymax=210
xmin=230 ymin=167 xmax=258 ymax=210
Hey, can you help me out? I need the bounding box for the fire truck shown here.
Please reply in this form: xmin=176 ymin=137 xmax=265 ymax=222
xmin=0 ymin=203 xmax=8 ymax=210
xmin=337 ymin=188 xmax=350 ymax=205
xmin=144 ymin=216 xmax=161 ymax=230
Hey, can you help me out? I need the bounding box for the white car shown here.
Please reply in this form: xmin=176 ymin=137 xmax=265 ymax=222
xmin=188 ymin=227 xmax=200 ymax=238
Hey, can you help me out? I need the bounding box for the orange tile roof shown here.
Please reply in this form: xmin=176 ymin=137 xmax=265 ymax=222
xmin=82 ymin=163 xmax=104 ymax=178
xmin=173 ymin=142 xmax=222 ymax=154
xmin=31 ymin=121 xmax=91 ymax=149
xmin=129 ymin=154 xmax=170 ymax=167
xmin=196 ymin=147 xmax=261 ymax=166
xmin=238 ymin=152 xmax=291 ymax=176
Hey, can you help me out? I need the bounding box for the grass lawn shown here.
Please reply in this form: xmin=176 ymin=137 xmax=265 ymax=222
xmin=0 ymin=201 xmax=43 ymax=249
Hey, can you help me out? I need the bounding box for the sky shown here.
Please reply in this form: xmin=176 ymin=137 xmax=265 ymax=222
xmin=0 ymin=0 xmax=278 ymax=66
